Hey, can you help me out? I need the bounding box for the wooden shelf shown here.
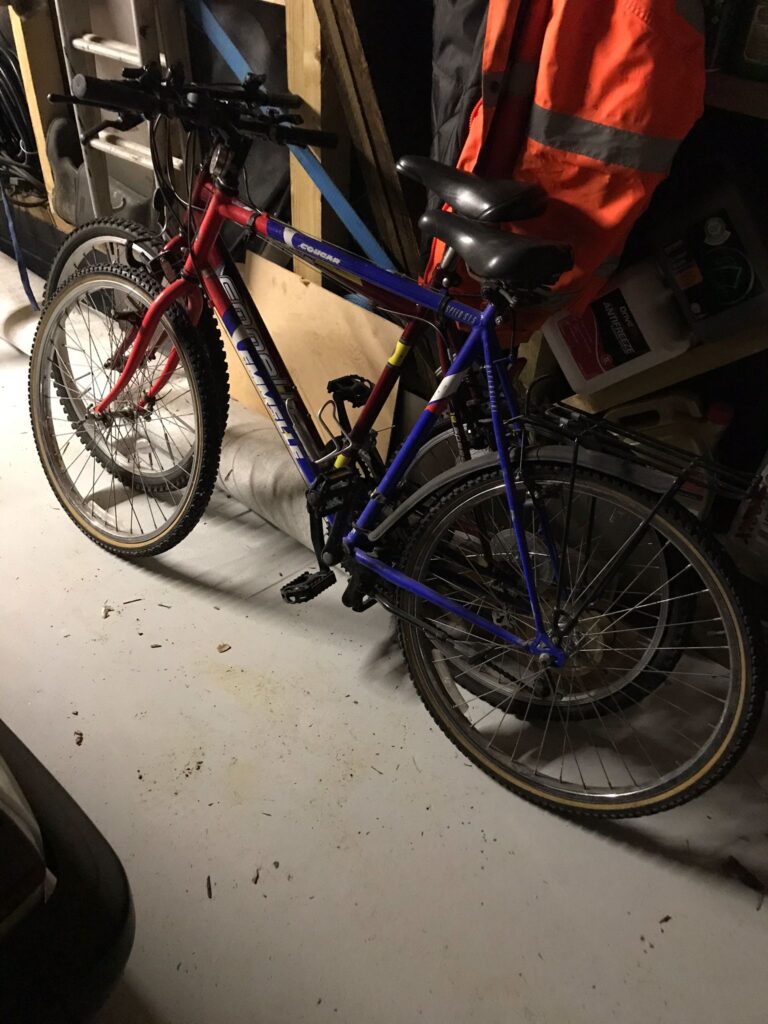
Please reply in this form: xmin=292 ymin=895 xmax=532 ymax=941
xmin=705 ymin=72 xmax=768 ymax=120
xmin=565 ymin=322 xmax=768 ymax=414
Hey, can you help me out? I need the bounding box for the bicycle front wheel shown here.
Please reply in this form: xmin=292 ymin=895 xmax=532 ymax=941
xmin=29 ymin=265 xmax=227 ymax=558
xmin=396 ymin=463 xmax=764 ymax=818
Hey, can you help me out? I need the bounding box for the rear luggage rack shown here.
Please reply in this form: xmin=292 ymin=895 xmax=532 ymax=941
xmin=522 ymin=403 xmax=754 ymax=503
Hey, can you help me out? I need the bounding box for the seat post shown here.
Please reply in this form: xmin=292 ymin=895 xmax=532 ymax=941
xmin=435 ymin=246 xmax=457 ymax=288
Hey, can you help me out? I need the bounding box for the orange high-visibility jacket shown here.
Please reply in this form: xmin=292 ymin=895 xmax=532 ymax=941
xmin=427 ymin=0 xmax=706 ymax=335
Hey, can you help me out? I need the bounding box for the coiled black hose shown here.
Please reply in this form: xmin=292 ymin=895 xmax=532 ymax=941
xmin=0 ymin=31 xmax=43 ymax=306
xmin=0 ymin=35 xmax=44 ymax=198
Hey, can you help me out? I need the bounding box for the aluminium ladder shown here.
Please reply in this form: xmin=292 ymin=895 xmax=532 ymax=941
xmin=53 ymin=0 xmax=190 ymax=219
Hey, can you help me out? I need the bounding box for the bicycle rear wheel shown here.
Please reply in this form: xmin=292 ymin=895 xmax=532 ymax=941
xmin=396 ymin=463 xmax=763 ymax=818
xmin=45 ymin=217 xmax=158 ymax=297
xmin=29 ymin=265 xmax=227 ymax=557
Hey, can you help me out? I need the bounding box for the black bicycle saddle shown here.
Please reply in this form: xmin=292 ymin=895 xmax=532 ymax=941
xmin=397 ymin=154 xmax=547 ymax=222
xmin=419 ymin=209 xmax=573 ymax=286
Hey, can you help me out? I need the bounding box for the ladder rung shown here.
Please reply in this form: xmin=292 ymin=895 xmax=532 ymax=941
xmin=89 ymin=131 xmax=183 ymax=172
xmin=71 ymin=34 xmax=141 ymax=65
xmin=71 ymin=34 xmax=168 ymax=68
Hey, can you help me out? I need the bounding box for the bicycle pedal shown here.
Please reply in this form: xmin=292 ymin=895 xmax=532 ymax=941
xmin=280 ymin=569 xmax=336 ymax=604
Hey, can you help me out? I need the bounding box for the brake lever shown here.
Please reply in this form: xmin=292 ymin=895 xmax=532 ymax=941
xmin=80 ymin=111 xmax=143 ymax=145
xmin=48 ymin=93 xmax=145 ymax=137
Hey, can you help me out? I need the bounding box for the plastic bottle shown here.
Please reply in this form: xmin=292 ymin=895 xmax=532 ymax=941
xmin=542 ymin=261 xmax=691 ymax=396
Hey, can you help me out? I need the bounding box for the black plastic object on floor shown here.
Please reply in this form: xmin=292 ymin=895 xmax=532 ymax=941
xmin=0 ymin=197 xmax=63 ymax=281
xmin=0 ymin=183 xmax=38 ymax=309
xmin=44 ymin=116 xmax=153 ymax=229
xmin=0 ymin=719 xmax=134 ymax=1024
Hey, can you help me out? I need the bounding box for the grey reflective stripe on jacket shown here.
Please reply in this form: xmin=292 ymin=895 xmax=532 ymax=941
xmin=528 ymin=105 xmax=681 ymax=173
xmin=482 ymin=60 xmax=538 ymax=107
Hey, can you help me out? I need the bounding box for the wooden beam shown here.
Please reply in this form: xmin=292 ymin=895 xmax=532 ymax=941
xmin=284 ymin=0 xmax=350 ymax=285
xmin=285 ymin=0 xmax=323 ymax=285
xmin=565 ymin=322 xmax=768 ymax=414
xmin=312 ymin=0 xmax=420 ymax=277
xmin=10 ymin=8 xmax=72 ymax=233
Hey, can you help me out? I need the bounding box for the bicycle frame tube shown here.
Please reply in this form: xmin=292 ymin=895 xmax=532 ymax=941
xmin=217 ymin=196 xmax=484 ymax=472
xmin=481 ymin=317 xmax=549 ymax=640
xmin=202 ymin=244 xmax=323 ymax=483
xmin=354 ymin=549 xmax=552 ymax=655
xmin=206 ymin=195 xmax=483 ymax=484
xmin=208 ymin=189 xmax=482 ymax=328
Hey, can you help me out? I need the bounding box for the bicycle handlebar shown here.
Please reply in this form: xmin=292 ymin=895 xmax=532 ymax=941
xmin=262 ymin=90 xmax=303 ymax=110
xmin=188 ymin=79 xmax=303 ymax=110
xmin=65 ymin=70 xmax=337 ymax=150
xmin=72 ymin=73 xmax=163 ymax=117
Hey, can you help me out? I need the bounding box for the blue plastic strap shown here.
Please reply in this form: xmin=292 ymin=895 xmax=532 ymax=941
xmin=183 ymin=0 xmax=396 ymax=270
xmin=287 ymin=146 xmax=395 ymax=270
xmin=185 ymin=0 xmax=249 ymax=77
xmin=0 ymin=186 xmax=39 ymax=311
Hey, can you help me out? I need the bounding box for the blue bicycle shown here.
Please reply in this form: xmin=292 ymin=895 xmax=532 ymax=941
xmin=30 ymin=66 xmax=764 ymax=817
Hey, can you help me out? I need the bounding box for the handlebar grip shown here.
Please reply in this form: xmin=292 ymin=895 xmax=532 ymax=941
xmin=261 ymin=89 xmax=303 ymax=111
xmin=71 ymin=73 xmax=158 ymax=117
xmin=276 ymin=125 xmax=338 ymax=149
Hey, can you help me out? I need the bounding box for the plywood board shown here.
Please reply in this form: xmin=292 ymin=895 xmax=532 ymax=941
xmin=223 ymin=253 xmax=401 ymax=453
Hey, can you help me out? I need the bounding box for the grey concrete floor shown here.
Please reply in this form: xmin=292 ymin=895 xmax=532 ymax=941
xmin=2 ymin=254 xmax=768 ymax=1023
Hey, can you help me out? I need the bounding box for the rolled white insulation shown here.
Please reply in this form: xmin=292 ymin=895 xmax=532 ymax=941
xmin=217 ymin=400 xmax=312 ymax=550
